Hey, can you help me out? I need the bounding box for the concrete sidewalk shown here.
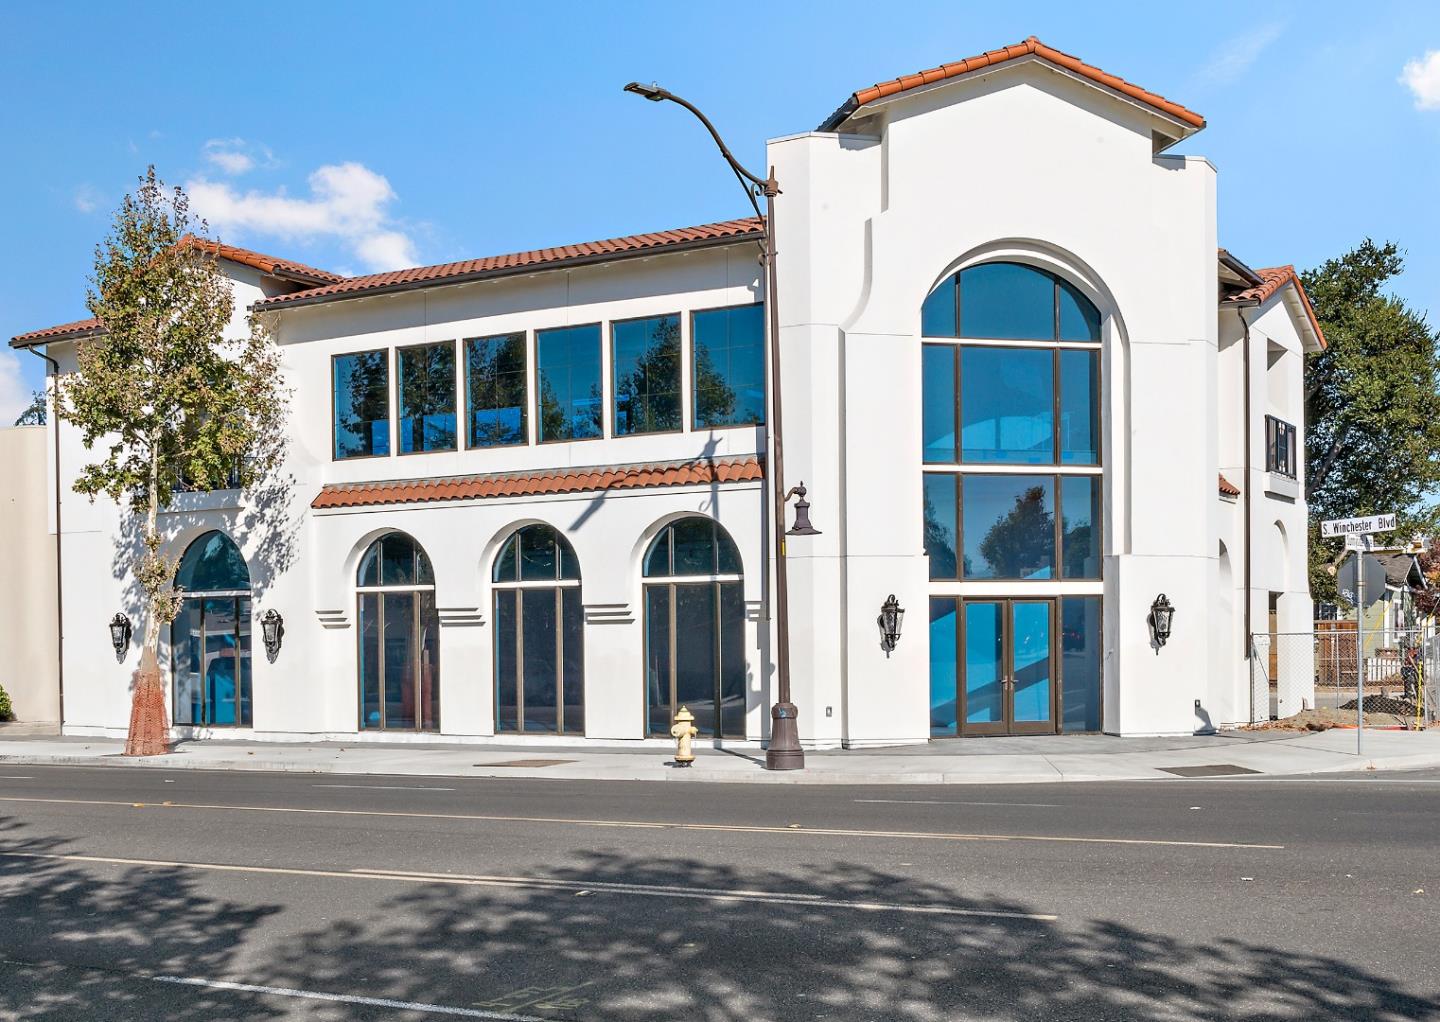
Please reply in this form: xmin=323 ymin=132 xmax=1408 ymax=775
xmin=1 ymin=728 xmax=1438 ymax=783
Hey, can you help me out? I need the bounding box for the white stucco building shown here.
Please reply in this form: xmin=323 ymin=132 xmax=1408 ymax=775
xmin=11 ymin=38 xmax=1324 ymax=747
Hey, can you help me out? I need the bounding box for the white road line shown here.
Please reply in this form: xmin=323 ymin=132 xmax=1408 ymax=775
xmin=312 ymin=783 xmax=457 ymax=791
xmin=153 ymin=975 xmax=548 ymax=1021
xmin=0 ymin=796 xmax=1284 ymax=849
xmin=0 ymin=851 xmax=1057 ymax=921
xmin=0 ymin=776 xmax=34 ymax=780
xmin=854 ymin=799 xmax=1062 ymax=807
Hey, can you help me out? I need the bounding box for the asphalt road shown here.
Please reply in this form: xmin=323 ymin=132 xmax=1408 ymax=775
xmin=0 ymin=765 xmax=1437 ymax=1021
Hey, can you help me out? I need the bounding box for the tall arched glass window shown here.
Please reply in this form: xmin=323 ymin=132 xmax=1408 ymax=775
xmin=921 ymin=261 xmax=1104 ymax=737
xmin=357 ymin=533 xmax=439 ymax=731
xmin=642 ymin=518 xmax=746 ymax=739
xmin=172 ymin=531 xmax=252 ymax=727
xmin=492 ymin=524 xmax=584 ymax=735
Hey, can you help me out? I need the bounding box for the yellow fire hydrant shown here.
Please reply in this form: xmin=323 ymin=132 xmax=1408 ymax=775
xmin=670 ymin=705 xmax=699 ymax=767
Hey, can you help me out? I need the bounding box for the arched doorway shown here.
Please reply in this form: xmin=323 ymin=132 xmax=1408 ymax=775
xmin=357 ymin=532 xmax=439 ymax=731
xmin=642 ymin=518 xmax=746 ymax=739
xmin=491 ymin=524 xmax=584 ymax=735
xmin=172 ymin=531 xmax=252 ymax=727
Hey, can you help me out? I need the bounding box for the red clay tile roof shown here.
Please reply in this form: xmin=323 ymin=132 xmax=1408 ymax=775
xmin=311 ymin=455 xmax=765 ymax=510
xmin=10 ymin=317 xmax=104 ymax=346
xmin=1219 ymin=474 xmax=1241 ymax=498
xmin=258 ymin=217 xmax=766 ymax=312
xmin=1223 ymin=265 xmax=1327 ymax=349
xmin=181 ymin=236 xmax=343 ymax=286
xmin=819 ymin=36 xmax=1205 ymax=133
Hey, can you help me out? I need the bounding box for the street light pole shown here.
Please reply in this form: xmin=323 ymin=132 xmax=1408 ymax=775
xmin=624 ymin=82 xmax=806 ymax=769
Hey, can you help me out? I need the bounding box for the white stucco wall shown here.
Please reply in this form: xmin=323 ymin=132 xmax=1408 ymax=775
xmin=0 ymin=425 xmax=59 ymax=722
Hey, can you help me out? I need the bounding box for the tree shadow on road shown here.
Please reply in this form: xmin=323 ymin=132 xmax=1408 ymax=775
xmin=1 ymin=822 xmax=1436 ymax=1022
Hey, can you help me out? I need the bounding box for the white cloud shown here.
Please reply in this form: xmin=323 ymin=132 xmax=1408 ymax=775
xmin=202 ymin=137 xmax=275 ymax=176
xmin=1196 ymin=22 xmax=1286 ymax=86
xmin=72 ymin=184 xmax=101 ymax=214
xmin=0 ymin=348 xmax=34 ymax=427
xmin=1401 ymin=50 xmax=1440 ymax=110
xmin=187 ymin=161 xmax=419 ymax=272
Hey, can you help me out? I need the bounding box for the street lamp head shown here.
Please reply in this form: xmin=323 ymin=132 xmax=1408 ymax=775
xmin=623 ymin=81 xmax=668 ymax=102
xmin=785 ymin=481 xmax=821 ymax=537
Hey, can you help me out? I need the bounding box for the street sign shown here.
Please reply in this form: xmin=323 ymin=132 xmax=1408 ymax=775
xmin=1344 ymin=533 xmax=1378 ymax=552
xmin=1337 ymin=553 xmax=1386 ymax=608
xmin=1321 ymin=513 xmax=1397 ymax=538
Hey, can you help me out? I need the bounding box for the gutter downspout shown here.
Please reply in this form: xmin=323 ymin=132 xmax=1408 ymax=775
xmin=24 ymin=345 xmax=64 ymax=726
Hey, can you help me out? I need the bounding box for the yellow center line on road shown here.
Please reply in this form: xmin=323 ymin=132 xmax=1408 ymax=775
xmin=0 ymin=851 xmax=1057 ymax=921
xmin=0 ymin=795 xmax=1285 ymax=850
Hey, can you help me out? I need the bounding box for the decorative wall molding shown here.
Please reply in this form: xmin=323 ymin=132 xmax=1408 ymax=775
xmin=315 ymin=608 xmax=350 ymax=630
xmin=438 ymin=606 xmax=485 ymax=628
xmin=584 ymin=602 xmax=634 ymax=625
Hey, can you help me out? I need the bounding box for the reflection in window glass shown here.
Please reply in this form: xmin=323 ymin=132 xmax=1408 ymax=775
xmin=536 ymin=324 xmax=602 ymax=442
xmin=398 ymin=342 xmax=457 ymax=453
xmin=923 ymin=474 xmax=958 ymax=580
xmin=1058 ymin=278 xmax=1102 ymax=342
xmin=928 ymin=597 xmax=958 ymax=736
xmin=1061 ymin=476 xmax=1102 ymax=579
xmin=1062 ymin=596 xmax=1102 ymax=732
xmin=1011 ymin=601 xmax=1052 ymax=723
xmin=961 ymin=475 xmax=1055 ymax=580
xmin=1059 ymin=349 xmax=1100 ymax=465
xmin=921 ymin=279 xmax=957 ymax=337
xmin=964 ymin=601 xmax=1004 ymax=724
xmin=693 ymin=305 xmax=766 ymax=428
xmin=961 ymin=347 xmax=1054 ymax=463
xmin=960 ymin=263 xmax=1056 ymax=340
xmin=333 ymin=350 xmax=390 ymax=459
xmin=922 ymin=345 xmax=956 ymax=463
xmin=613 ymin=315 xmax=682 ymax=436
xmin=465 ymin=333 xmax=527 ymax=448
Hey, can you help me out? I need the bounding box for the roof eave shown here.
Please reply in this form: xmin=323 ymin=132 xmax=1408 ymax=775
xmin=255 ymin=228 xmax=766 ymax=313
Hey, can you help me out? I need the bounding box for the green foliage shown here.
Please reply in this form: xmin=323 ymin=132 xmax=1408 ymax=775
xmin=0 ymin=682 xmax=11 ymax=721
xmin=55 ymin=167 xmax=288 ymax=651
xmin=13 ymin=391 xmax=46 ymax=426
xmin=1303 ymin=240 xmax=1440 ymax=601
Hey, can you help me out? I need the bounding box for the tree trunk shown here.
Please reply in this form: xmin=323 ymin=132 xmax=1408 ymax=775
xmin=124 ymin=446 xmax=170 ymax=757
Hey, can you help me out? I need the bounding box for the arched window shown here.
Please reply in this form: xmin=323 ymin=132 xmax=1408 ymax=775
xmin=492 ymin=524 xmax=584 ymax=735
xmin=642 ymin=518 xmax=746 ymax=739
xmin=357 ymin=533 xmax=439 ymax=731
xmin=172 ymin=531 xmax=252 ymax=727
xmin=921 ymin=261 xmax=1101 ymax=342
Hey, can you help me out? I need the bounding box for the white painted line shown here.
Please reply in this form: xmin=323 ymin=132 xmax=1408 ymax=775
xmin=0 ymin=776 xmax=34 ymax=780
xmin=855 ymin=799 xmax=1062 ymax=807
xmin=153 ymin=975 xmax=547 ymax=1021
xmin=0 ymin=851 xmax=1056 ymax=922
xmin=0 ymin=796 xmax=1285 ymax=849
xmin=311 ymin=783 xmax=457 ymax=791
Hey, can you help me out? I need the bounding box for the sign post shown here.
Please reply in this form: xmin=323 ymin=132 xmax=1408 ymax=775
xmin=1324 ymin=511 xmax=1397 ymax=758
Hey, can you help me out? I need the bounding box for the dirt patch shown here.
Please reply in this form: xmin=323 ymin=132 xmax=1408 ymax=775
xmin=1243 ymin=706 xmax=1415 ymax=732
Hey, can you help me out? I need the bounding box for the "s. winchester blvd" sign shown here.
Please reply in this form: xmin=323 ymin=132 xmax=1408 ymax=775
xmin=1320 ymin=513 xmax=1397 ymax=538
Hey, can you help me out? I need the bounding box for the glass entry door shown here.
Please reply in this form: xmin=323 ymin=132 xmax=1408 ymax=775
xmin=961 ymin=599 xmax=1055 ymax=736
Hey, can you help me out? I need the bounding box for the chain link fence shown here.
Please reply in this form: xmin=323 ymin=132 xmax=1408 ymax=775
xmin=1248 ymin=625 xmax=1437 ymax=728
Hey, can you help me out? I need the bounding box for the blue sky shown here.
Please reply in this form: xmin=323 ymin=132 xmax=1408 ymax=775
xmin=2 ymin=2 xmax=1438 ymax=419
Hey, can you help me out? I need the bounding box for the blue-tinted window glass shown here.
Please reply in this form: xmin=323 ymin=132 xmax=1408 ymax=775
xmin=333 ymin=350 xmax=389 ymax=459
xmin=465 ymin=333 xmax=527 ymax=448
xmin=961 ymin=475 xmax=1055 ymax=580
xmin=929 ymin=598 xmax=958 ymax=736
xmin=175 ymin=531 xmax=250 ymax=592
xmin=1061 ymin=596 xmax=1103 ymax=732
xmin=922 ymin=344 xmax=956 ymax=463
xmin=494 ymin=590 xmax=518 ymax=732
xmin=964 ymin=601 xmax=1004 ymax=724
xmin=921 ymin=279 xmax=957 ymax=337
xmin=613 ymin=315 xmax=682 ymax=436
xmin=536 ymin=324 xmax=602 ymax=442
xmin=960 ymin=263 xmax=1056 ymax=340
xmin=960 ymin=347 xmax=1054 ymax=463
xmin=1058 ymin=278 xmax=1102 ymax=342
xmin=398 ymin=342 xmax=457 ymax=454
xmin=1059 ymin=349 xmax=1100 ymax=465
xmin=693 ymin=305 xmax=766 ymax=429
xmin=1012 ymin=601 xmax=1052 ymax=723
xmin=923 ymin=474 xmax=958 ymax=580
xmin=1061 ymin=476 xmax=1102 ymax=580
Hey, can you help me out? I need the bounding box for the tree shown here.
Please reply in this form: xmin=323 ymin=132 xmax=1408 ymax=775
xmin=1303 ymin=240 xmax=1440 ymax=603
xmin=13 ymin=390 xmax=46 ymax=426
xmin=978 ymin=486 xmax=1054 ymax=579
xmin=55 ymin=167 xmax=288 ymax=756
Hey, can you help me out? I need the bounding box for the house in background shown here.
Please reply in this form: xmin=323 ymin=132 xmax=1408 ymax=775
xmin=11 ymin=38 xmax=1323 ymax=746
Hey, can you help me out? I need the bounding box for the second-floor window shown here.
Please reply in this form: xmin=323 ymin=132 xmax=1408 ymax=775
xmin=398 ymin=341 xmax=457 ymax=454
xmin=333 ymin=350 xmax=390 ymax=459
xmin=693 ymin=304 xmax=767 ymax=429
xmin=1266 ymin=415 xmax=1297 ymax=478
xmin=612 ymin=314 xmax=682 ymax=436
xmin=465 ymin=333 xmax=528 ymax=448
